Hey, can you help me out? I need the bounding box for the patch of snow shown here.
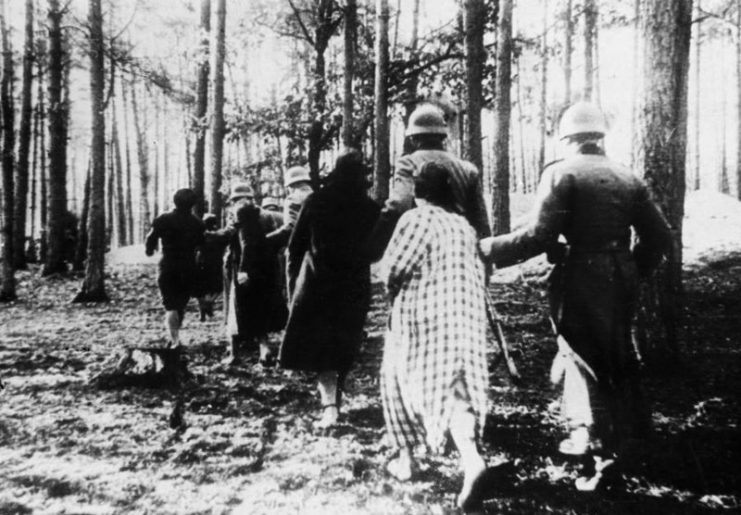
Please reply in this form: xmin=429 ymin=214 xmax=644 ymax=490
xmin=107 ymin=244 xmax=159 ymax=266
xmin=683 ymin=190 xmax=741 ymax=263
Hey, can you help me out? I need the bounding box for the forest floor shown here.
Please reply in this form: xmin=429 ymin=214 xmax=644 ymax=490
xmin=1 ymin=191 xmax=740 ymax=515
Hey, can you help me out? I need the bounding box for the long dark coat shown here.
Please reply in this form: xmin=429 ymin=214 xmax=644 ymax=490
xmin=223 ymin=206 xmax=286 ymax=341
xmin=279 ymin=186 xmax=380 ymax=374
xmin=485 ymin=151 xmax=672 ymax=446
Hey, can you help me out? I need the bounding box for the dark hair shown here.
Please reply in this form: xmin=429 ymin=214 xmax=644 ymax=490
xmin=323 ymin=148 xmax=369 ymax=195
xmin=414 ymin=161 xmax=455 ymax=211
xmin=173 ymin=188 xmax=197 ymax=210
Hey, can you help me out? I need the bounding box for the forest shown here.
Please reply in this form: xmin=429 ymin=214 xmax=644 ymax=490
xmin=0 ymin=0 xmax=740 ymax=513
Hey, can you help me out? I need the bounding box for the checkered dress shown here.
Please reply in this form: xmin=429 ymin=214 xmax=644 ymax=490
xmin=380 ymin=205 xmax=489 ymax=453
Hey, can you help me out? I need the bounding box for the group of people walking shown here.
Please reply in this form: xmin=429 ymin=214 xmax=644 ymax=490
xmin=144 ymin=101 xmax=672 ymax=512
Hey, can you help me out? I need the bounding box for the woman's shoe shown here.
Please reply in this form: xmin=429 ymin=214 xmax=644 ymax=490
xmin=559 ymin=426 xmax=591 ymax=455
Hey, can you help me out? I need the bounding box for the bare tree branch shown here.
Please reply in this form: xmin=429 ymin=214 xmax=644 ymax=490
xmin=287 ymin=0 xmax=316 ymax=48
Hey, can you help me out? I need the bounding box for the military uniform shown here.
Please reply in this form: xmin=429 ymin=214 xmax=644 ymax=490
xmin=482 ymin=149 xmax=672 ymax=457
xmin=368 ymin=149 xmax=491 ymax=260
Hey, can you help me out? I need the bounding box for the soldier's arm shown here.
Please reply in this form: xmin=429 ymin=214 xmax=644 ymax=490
xmin=481 ymin=168 xmax=573 ymax=268
xmin=286 ymin=196 xmax=313 ymax=298
xmin=468 ymin=169 xmax=492 ymax=238
xmin=266 ymin=197 xmax=303 ymax=248
xmin=365 ymin=156 xmax=415 ymax=262
xmin=631 ymin=184 xmax=673 ymax=275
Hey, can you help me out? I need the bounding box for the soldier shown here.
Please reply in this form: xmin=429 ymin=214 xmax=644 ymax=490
xmin=266 ymin=166 xmax=313 ymax=251
xmin=145 ymin=188 xmax=205 ymax=348
xmin=479 ymin=102 xmax=672 ymax=491
xmin=367 ymin=103 xmax=491 ymax=260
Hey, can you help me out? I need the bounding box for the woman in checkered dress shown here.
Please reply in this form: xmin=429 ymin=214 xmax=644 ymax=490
xmin=380 ymin=161 xmax=491 ymax=512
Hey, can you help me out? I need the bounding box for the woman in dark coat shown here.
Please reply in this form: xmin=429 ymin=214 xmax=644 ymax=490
xmin=279 ymin=150 xmax=380 ymax=428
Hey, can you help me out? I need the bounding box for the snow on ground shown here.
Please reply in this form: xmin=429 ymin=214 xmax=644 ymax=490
xmin=683 ymin=189 xmax=741 ymax=263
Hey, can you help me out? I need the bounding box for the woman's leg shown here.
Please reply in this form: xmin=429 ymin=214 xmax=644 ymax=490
xmin=316 ymin=370 xmax=339 ymax=427
xmin=450 ymin=400 xmax=487 ymax=510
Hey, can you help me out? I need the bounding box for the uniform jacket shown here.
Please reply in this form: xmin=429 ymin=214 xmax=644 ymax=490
xmin=483 ymin=152 xmax=672 ymax=385
xmin=265 ymin=187 xmax=312 ymax=249
xmin=367 ymin=148 xmax=491 ymax=261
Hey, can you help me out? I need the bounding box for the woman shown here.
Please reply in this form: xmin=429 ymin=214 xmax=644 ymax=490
xmin=380 ymin=161 xmax=493 ymax=513
xmin=279 ymin=150 xmax=380 ymax=428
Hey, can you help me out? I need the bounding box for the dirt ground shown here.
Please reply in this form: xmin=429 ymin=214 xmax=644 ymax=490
xmin=1 ymin=194 xmax=740 ymax=514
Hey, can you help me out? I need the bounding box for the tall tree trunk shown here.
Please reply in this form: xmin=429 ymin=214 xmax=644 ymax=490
xmin=539 ymin=0 xmax=548 ymax=175
xmin=74 ymin=0 xmax=107 ymax=302
xmin=162 ymin=94 xmax=169 ymax=208
xmin=43 ymin=0 xmax=68 ymax=275
xmin=105 ymin=126 xmax=114 ymax=246
xmin=464 ymin=0 xmax=485 ymax=177
xmin=30 ymin=93 xmax=40 ymax=246
xmin=130 ymin=78 xmax=149 ymax=241
xmin=0 ymin=0 xmax=16 ymax=301
xmin=193 ymin=0 xmax=210 ymax=216
xmin=583 ymin=0 xmax=596 ymax=101
xmin=209 ymin=0 xmax=225 ymax=221
xmin=516 ymin=60 xmax=528 ymax=194
xmin=13 ymin=0 xmax=34 ymax=270
xmin=630 ymin=0 xmax=642 ymax=167
xmin=37 ymin=33 xmax=47 ymax=262
xmin=120 ymin=74 xmax=134 ymax=242
xmin=153 ymin=94 xmax=160 ymax=218
xmin=72 ymin=160 xmax=90 ymax=271
xmin=491 ymin=0 xmax=513 ymax=235
xmin=563 ymin=0 xmax=573 ymax=105
xmin=342 ymin=0 xmax=357 ymax=147
xmin=402 ymin=0 xmax=421 ymax=127
xmin=720 ymin=37 xmax=729 ymax=195
xmin=736 ymin=0 xmax=741 ymax=199
xmin=373 ymin=0 xmax=390 ymax=202
xmin=694 ymin=0 xmax=701 ymax=191
xmin=635 ymin=0 xmax=692 ymax=365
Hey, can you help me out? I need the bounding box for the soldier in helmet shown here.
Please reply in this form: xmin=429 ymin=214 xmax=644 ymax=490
xmin=367 ymin=104 xmax=491 ymax=259
xmin=145 ymin=188 xmax=205 ymax=348
xmin=479 ymin=102 xmax=672 ymax=491
xmin=266 ymin=166 xmax=313 ymax=251
xmin=266 ymin=165 xmax=313 ymax=303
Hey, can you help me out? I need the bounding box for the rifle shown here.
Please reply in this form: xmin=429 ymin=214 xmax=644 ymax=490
xmin=484 ymin=289 xmax=522 ymax=383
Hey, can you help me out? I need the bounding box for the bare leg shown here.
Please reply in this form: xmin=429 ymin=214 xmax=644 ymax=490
xmin=451 ymin=402 xmax=487 ymax=512
xmin=316 ymin=370 xmax=339 ymax=427
xmin=166 ymin=310 xmax=181 ymax=347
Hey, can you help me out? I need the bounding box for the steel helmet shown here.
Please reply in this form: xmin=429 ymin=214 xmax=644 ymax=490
xmin=559 ymin=101 xmax=608 ymax=140
xmin=227 ymin=183 xmax=255 ymax=203
xmin=406 ymin=104 xmax=448 ymax=137
xmin=284 ymin=166 xmax=311 ymax=187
